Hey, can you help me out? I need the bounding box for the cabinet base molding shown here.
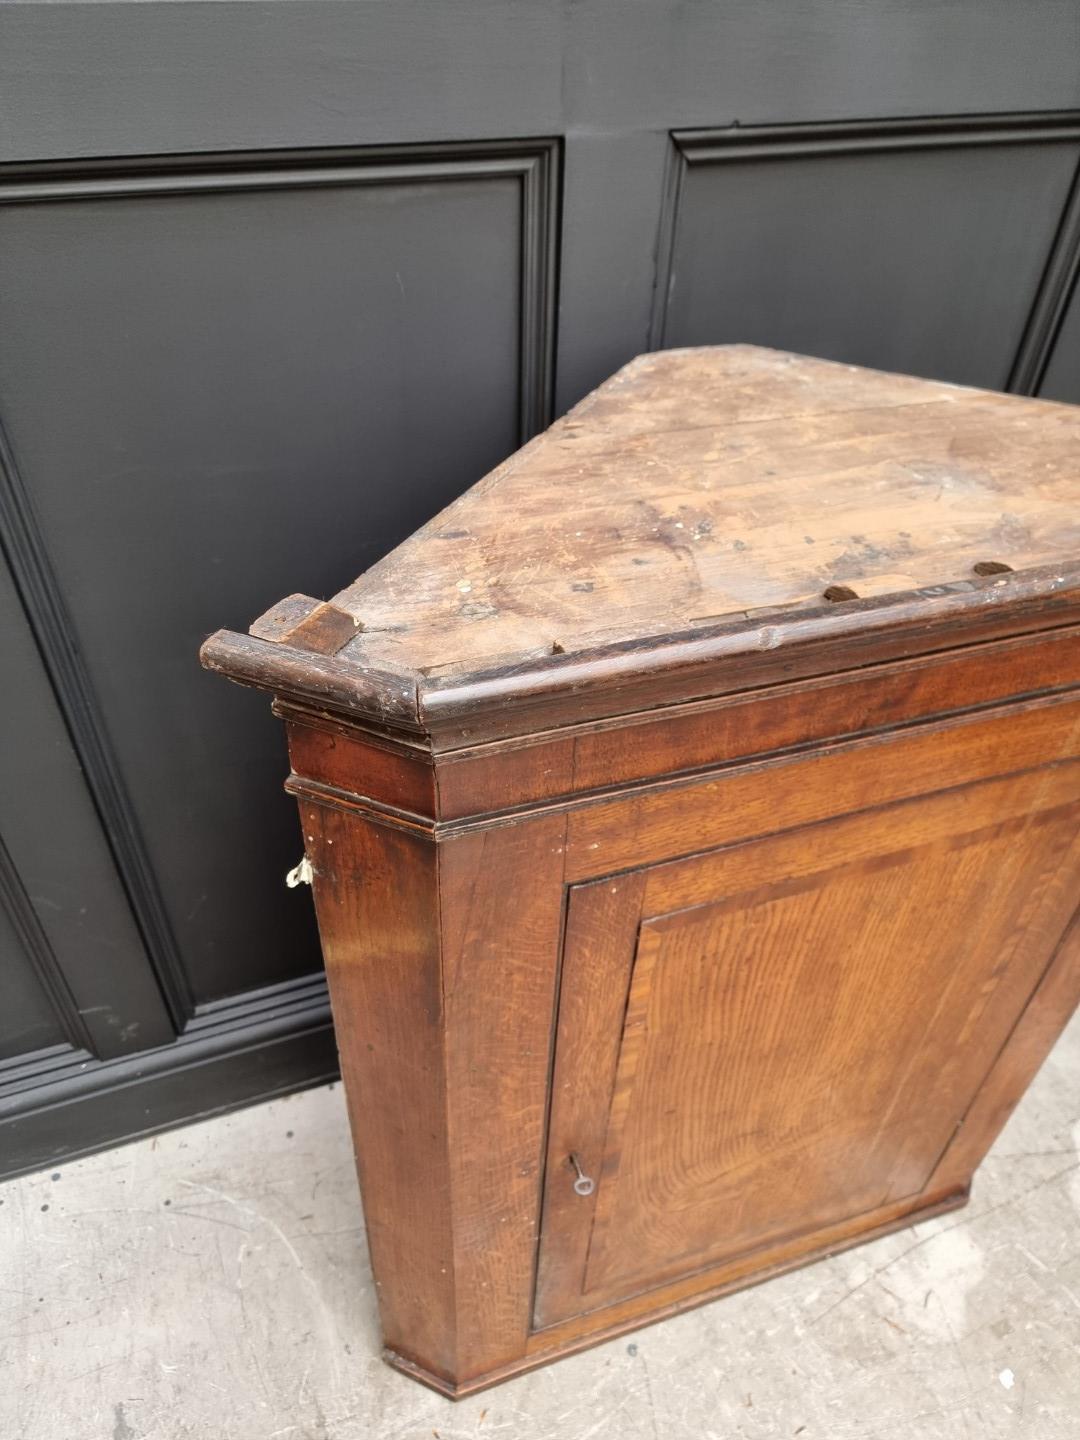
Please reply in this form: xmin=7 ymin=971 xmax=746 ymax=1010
xmin=385 ymin=1184 xmax=971 ymax=1399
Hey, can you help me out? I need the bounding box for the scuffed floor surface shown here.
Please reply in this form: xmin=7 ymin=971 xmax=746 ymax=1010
xmin=3 ymin=1012 xmax=1080 ymax=1440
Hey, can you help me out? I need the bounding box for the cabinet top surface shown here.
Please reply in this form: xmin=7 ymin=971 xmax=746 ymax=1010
xmin=205 ymin=345 xmax=1080 ymax=736
xmin=334 ymin=345 xmax=1077 ymax=660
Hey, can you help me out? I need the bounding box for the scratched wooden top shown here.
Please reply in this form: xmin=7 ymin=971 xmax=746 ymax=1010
xmin=328 ymin=345 xmax=1080 ymax=676
xmin=202 ymin=344 xmax=1080 ymax=737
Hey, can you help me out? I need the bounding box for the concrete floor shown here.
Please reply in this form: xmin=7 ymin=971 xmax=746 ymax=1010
xmin=3 ymin=1014 xmax=1079 ymax=1440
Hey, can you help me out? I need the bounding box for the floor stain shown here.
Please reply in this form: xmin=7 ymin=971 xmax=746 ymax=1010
xmin=113 ymin=1403 xmax=136 ymax=1440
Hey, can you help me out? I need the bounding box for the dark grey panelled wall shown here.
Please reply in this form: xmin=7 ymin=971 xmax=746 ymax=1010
xmin=1 ymin=1 xmax=1079 ymax=1176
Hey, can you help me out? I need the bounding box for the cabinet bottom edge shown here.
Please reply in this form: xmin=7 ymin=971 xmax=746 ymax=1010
xmin=384 ymin=1183 xmax=971 ymax=1399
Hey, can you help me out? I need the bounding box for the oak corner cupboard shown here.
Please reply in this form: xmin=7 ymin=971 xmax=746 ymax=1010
xmin=201 ymin=345 xmax=1080 ymax=1396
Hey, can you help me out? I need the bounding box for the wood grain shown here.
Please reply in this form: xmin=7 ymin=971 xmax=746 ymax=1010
xmin=435 ymin=817 xmax=569 ymax=1378
xmin=298 ymin=793 xmax=569 ymax=1385
xmin=296 ymin=803 xmax=458 ymax=1378
xmin=537 ymin=762 xmax=1080 ymax=1325
xmin=532 ymin=873 xmax=646 ymax=1328
xmin=434 ymin=625 xmax=1080 ymax=818
xmin=332 ymin=347 xmax=1080 ymax=676
xmin=202 ymin=346 xmax=1080 ymax=741
xmin=606 ymin=813 xmax=1075 ymax=1294
xmin=566 ymin=692 xmax=1080 ymax=880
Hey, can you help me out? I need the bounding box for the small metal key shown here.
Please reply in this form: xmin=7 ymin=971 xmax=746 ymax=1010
xmin=569 ymin=1153 xmax=594 ymax=1197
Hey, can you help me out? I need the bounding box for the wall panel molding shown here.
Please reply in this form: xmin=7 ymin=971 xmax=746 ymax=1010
xmin=0 ymin=136 xmax=561 ymax=1065
xmin=0 ymin=834 xmax=94 ymax=1056
xmin=2 ymin=1 xmax=1075 ymax=1187
xmin=1009 ymin=163 xmax=1080 ymax=395
xmin=0 ymin=138 xmax=560 ymax=440
xmin=651 ymin=111 xmax=1080 ymax=368
xmin=0 ymin=973 xmax=336 ymax=1180
xmin=0 ymin=414 xmax=194 ymax=1025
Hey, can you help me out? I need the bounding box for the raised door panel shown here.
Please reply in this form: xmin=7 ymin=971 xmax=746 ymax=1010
xmin=535 ymin=762 xmax=1080 ymax=1328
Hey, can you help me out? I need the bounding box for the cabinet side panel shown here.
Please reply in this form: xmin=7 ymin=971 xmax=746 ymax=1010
xmin=437 ymin=816 xmax=569 ymax=1379
xmin=296 ymin=800 xmax=458 ymax=1379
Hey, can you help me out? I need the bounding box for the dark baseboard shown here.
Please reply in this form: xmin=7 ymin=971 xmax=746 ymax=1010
xmin=0 ymin=974 xmax=340 ymax=1181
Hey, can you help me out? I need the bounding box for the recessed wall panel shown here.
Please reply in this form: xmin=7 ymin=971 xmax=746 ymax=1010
xmin=0 ymin=145 xmax=556 ymax=1007
xmin=659 ymin=122 xmax=1080 ymax=391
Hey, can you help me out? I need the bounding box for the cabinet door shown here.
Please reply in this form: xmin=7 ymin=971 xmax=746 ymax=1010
xmin=534 ymin=760 xmax=1080 ymax=1328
